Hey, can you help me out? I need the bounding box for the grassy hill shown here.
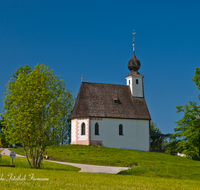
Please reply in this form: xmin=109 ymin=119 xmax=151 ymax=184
xmin=1 ymin=151 xmax=200 ymax=189
xmin=1 ymin=165 xmax=200 ymax=189
xmin=10 ymin=144 xmax=200 ymax=181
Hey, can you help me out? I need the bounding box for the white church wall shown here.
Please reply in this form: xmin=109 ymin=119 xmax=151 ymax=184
xmin=137 ymin=121 xmax=150 ymax=151
xmin=90 ymin=118 xmax=149 ymax=151
xmin=71 ymin=118 xmax=90 ymax=145
xmin=77 ymin=119 xmax=89 ymax=141
xmin=71 ymin=119 xmax=77 ymax=143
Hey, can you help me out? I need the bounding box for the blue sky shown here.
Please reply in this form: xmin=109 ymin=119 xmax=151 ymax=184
xmin=0 ymin=0 xmax=199 ymax=134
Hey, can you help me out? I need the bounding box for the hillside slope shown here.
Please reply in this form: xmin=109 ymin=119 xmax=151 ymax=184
xmin=11 ymin=144 xmax=200 ymax=181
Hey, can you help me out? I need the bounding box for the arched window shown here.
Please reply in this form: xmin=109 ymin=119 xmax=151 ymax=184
xmin=129 ymin=80 xmax=130 ymax=85
xmin=136 ymin=79 xmax=139 ymax=84
xmin=119 ymin=124 xmax=123 ymax=135
xmin=81 ymin=122 xmax=85 ymax=135
xmin=95 ymin=123 xmax=99 ymax=135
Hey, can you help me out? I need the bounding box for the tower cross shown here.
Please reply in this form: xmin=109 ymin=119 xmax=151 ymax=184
xmin=132 ymin=30 xmax=136 ymax=43
xmin=132 ymin=30 xmax=136 ymax=55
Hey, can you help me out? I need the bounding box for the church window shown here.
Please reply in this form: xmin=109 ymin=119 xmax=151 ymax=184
xmin=136 ymin=79 xmax=139 ymax=84
xmin=129 ymin=80 xmax=130 ymax=85
xmin=119 ymin=124 xmax=123 ymax=135
xmin=95 ymin=123 xmax=99 ymax=135
xmin=81 ymin=122 xmax=85 ymax=135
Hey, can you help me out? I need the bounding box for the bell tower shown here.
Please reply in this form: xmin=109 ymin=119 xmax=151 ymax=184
xmin=125 ymin=30 xmax=144 ymax=98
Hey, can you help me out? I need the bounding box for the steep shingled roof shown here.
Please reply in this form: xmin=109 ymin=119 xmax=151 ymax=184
xmin=71 ymin=82 xmax=151 ymax=120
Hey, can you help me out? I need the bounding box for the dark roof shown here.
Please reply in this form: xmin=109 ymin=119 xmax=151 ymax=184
xmin=71 ymin=82 xmax=151 ymax=120
xmin=126 ymin=71 xmax=143 ymax=77
xmin=128 ymin=54 xmax=141 ymax=72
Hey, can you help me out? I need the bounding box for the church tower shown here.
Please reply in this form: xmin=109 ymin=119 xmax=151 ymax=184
xmin=125 ymin=31 xmax=144 ymax=98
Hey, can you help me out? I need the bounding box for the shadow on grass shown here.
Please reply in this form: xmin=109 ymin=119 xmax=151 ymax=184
xmin=0 ymin=155 xmax=80 ymax=172
xmin=118 ymin=167 xmax=147 ymax=175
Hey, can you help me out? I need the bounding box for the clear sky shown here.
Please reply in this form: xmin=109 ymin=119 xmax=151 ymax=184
xmin=0 ymin=0 xmax=199 ymax=134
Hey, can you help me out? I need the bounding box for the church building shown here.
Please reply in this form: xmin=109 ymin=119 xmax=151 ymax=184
xmin=70 ymin=35 xmax=151 ymax=151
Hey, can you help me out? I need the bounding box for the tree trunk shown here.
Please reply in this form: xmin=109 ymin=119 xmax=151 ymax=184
xmin=34 ymin=139 xmax=37 ymax=166
xmin=61 ymin=127 xmax=63 ymax=145
xmin=22 ymin=139 xmax=31 ymax=167
xmin=36 ymin=146 xmax=43 ymax=169
xmin=30 ymin=141 xmax=35 ymax=167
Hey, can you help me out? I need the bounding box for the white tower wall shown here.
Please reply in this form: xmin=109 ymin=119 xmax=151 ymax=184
xmin=126 ymin=75 xmax=144 ymax=97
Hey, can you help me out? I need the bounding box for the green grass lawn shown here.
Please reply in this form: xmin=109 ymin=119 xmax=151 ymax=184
xmin=1 ymin=167 xmax=200 ymax=190
xmin=10 ymin=144 xmax=200 ymax=182
xmin=0 ymin=154 xmax=200 ymax=190
xmin=1 ymin=166 xmax=200 ymax=190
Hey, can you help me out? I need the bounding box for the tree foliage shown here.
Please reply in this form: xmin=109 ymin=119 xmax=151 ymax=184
xmin=0 ymin=118 xmax=8 ymax=148
xmin=150 ymin=121 xmax=164 ymax=150
xmin=150 ymin=121 xmax=161 ymax=133
xmin=56 ymin=90 xmax=74 ymax=145
xmin=1 ymin=63 xmax=75 ymax=168
xmin=173 ymin=67 xmax=200 ymax=160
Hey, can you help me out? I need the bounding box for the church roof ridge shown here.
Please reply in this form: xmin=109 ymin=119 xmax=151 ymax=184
xmin=71 ymin=82 xmax=151 ymax=120
xmin=81 ymin=81 xmax=130 ymax=87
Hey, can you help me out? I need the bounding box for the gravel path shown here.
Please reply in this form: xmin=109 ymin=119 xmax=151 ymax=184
xmin=0 ymin=148 xmax=128 ymax=174
xmin=0 ymin=148 xmax=25 ymax=157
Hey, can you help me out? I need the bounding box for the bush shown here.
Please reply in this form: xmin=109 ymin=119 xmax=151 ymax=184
xmin=165 ymin=149 xmax=171 ymax=155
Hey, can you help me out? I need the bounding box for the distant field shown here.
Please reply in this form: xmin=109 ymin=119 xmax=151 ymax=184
xmin=10 ymin=144 xmax=200 ymax=182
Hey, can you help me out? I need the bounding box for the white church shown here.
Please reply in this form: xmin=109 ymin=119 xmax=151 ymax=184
xmin=70 ymin=38 xmax=152 ymax=151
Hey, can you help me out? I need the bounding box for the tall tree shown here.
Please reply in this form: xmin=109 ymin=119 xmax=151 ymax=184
xmin=1 ymin=63 xmax=74 ymax=168
xmin=0 ymin=118 xmax=7 ymax=147
xmin=174 ymin=67 xmax=200 ymax=160
xmin=57 ymin=90 xmax=75 ymax=145
xmin=150 ymin=121 xmax=161 ymax=133
xmin=150 ymin=121 xmax=163 ymax=149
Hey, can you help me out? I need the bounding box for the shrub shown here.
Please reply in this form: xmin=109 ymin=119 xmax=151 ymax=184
xmin=165 ymin=149 xmax=171 ymax=155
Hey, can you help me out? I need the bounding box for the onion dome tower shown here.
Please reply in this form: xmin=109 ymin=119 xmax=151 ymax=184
xmin=127 ymin=44 xmax=141 ymax=74
xmin=126 ymin=30 xmax=144 ymax=97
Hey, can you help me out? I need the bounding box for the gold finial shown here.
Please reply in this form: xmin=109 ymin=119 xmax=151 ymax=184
xmin=81 ymin=74 xmax=83 ymax=82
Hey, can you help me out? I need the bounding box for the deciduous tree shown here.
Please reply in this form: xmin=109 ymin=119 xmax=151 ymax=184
xmin=150 ymin=121 xmax=163 ymax=149
xmin=57 ymin=90 xmax=74 ymax=145
xmin=150 ymin=121 xmax=161 ymax=133
xmin=1 ymin=63 xmax=74 ymax=168
xmin=174 ymin=67 xmax=200 ymax=160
